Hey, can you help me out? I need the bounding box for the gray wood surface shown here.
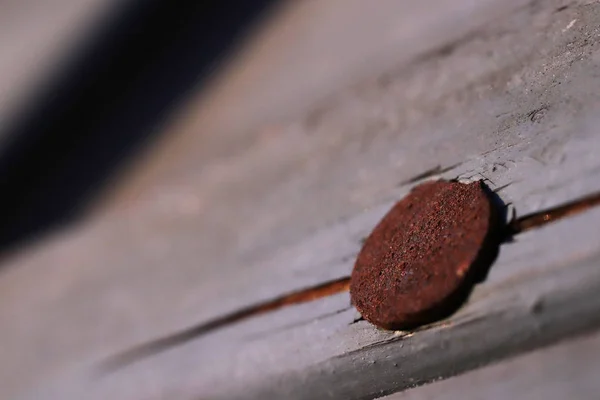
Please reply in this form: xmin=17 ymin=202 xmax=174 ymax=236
xmin=384 ymin=329 xmax=600 ymax=400
xmin=2 ymin=0 xmax=600 ymax=399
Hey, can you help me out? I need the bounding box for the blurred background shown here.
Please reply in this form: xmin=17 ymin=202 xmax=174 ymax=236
xmin=0 ymin=0 xmax=282 ymax=253
xmin=0 ymin=0 xmax=518 ymax=254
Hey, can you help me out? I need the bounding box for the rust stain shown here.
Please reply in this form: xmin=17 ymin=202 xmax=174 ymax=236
xmin=102 ymin=276 xmax=350 ymax=369
xmin=508 ymin=191 xmax=600 ymax=234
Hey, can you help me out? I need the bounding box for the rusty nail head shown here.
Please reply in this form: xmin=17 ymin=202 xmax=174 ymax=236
xmin=350 ymin=180 xmax=501 ymax=330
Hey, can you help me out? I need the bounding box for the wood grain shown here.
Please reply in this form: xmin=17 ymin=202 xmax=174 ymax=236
xmin=384 ymin=329 xmax=600 ymax=400
xmin=2 ymin=0 xmax=600 ymax=399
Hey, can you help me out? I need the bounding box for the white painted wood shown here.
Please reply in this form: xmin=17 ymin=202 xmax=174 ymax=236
xmin=2 ymin=0 xmax=600 ymax=399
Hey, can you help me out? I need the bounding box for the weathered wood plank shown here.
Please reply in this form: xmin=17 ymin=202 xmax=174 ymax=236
xmin=78 ymin=206 xmax=600 ymax=399
xmin=384 ymin=329 xmax=600 ymax=400
xmin=2 ymin=0 xmax=600 ymax=399
xmin=7 ymin=198 xmax=600 ymax=399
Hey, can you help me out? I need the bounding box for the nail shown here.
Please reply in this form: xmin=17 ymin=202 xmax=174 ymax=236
xmin=350 ymin=180 xmax=502 ymax=330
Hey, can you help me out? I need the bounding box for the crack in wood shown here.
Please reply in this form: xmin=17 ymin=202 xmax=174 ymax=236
xmin=492 ymin=182 xmax=513 ymax=194
xmin=508 ymin=191 xmax=600 ymax=234
xmin=246 ymin=305 xmax=354 ymax=342
xmin=398 ymin=162 xmax=463 ymax=186
xmin=100 ymin=189 xmax=600 ymax=371
xmin=100 ymin=277 xmax=350 ymax=371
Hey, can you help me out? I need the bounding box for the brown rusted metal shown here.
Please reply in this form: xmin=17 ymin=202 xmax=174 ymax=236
xmin=350 ymin=180 xmax=501 ymax=330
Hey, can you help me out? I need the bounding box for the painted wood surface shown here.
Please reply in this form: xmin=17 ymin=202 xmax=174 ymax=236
xmin=2 ymin=0 xmax=600 ymax=399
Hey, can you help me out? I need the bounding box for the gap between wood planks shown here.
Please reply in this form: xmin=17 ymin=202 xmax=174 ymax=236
xmin=100 ymin=185 xmax=600 ymax=371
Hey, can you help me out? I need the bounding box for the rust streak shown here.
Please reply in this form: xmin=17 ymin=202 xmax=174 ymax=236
xmin=102 ymin=277 xmax=350 ymax=370
xmin=509 ymin=191 xmax=600 ymax=234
